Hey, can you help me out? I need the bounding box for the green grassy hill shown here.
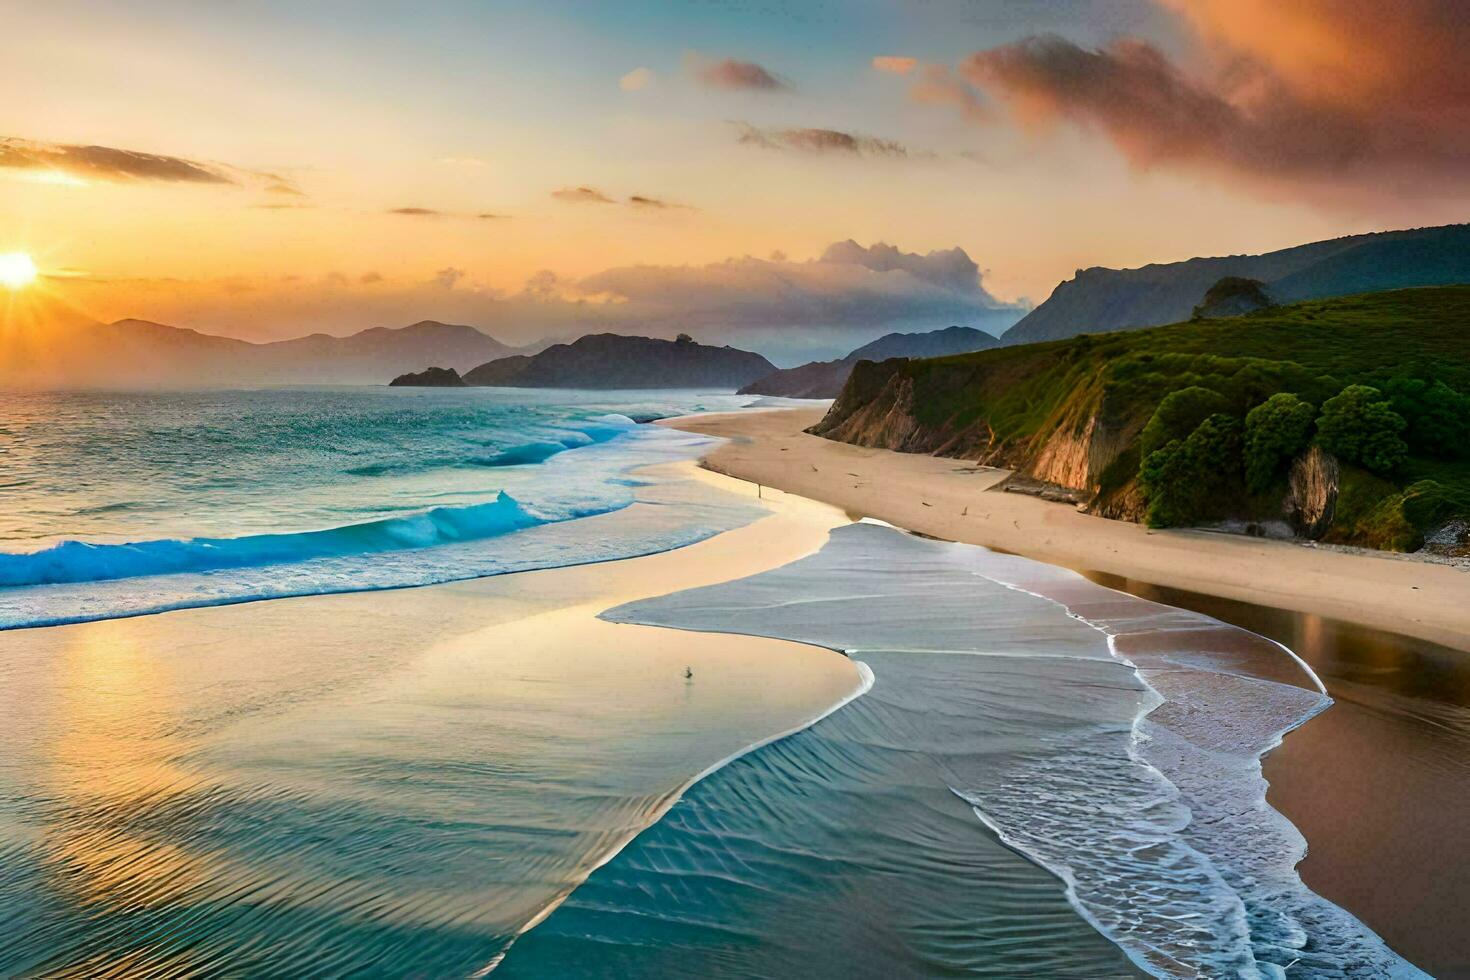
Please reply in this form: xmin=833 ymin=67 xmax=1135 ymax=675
xmin=813 ymin=286 xmax=1470 ymax=551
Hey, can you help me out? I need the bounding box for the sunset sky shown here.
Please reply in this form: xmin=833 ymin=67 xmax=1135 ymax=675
xmin=3 ymin=0 xmax=1466 ymax=359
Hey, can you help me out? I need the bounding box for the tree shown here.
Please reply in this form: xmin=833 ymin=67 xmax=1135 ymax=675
xmin=1140 ymin=386 xmax=1230 ymax=459
xmin=675 ymin=332 xmax=693 ymax=344
xmin=1316 ymin=385 xmax=1408 ymax=474
xmin=1244 ymin=393 xmax=1316 ymax=493
xmin=1191 ymin=276 xmax=1272 ymax=320
xmin=1139 ymin=413 xmax=1244 ymax=527
xmin=1382 ymin=377 xmax=1470 ymax=459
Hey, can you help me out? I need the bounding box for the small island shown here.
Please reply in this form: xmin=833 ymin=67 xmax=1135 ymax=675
xmin=389 ymin=366 xmax=467 ymax=387
xmin=460 ymin=333 xmax=775 ymax=389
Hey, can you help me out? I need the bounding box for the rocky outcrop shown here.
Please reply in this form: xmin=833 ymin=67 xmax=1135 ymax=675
xmin=388 ymin=366 xmax=466 ymax=387
xmin=1283 ymin=446 xmax=1340 ymax=539
xmin=1192 ymin=277 xmax=1273 ymax=319
xmin=1029 ymin=413 xmax=1132 ymax=493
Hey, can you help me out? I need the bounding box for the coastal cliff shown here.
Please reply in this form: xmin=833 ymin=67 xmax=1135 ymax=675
xmin=811 ymin=287 xmax=1470 ymax=550
xmin=812 ymin=353 xmax=1144 ymax=516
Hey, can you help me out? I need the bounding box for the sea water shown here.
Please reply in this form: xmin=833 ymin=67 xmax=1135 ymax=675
xmin=0 ymin=387 xmax=775 ymax=629
xmin=0 ymin=390 xmax=1429 ymax=977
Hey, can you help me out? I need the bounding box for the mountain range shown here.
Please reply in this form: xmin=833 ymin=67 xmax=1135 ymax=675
xmin=739 ymin=326 xmax=1000 ymax=398
xmin=0 ymin=307 xmax=522 ymax=387
xmin=7 ymin=222 xmax=1469 ymax=389
xmin=1003 ymin=223 xmax=1470 ymax=346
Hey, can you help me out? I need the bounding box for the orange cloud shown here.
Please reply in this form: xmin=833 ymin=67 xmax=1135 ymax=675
xmin=0 ymin=136 xmax=306 ymax=197
xmin=871 ymin=56 xmax=917 ymax=75
xmin=735 ymin=124 xmax=908 ymax=158
xmin=0 ymin=137 xmax=231 ymax=184
xmin=619 ymin=67 xmax=655 ymax=92
xmin=388 ymin=206 xmax=508 ymax=220
xmin=914 ymin=1 xmax=1470 ymax=206
xmin=627 ymin=195 xmax=694 ymax=211
xmin=551 ymin=186 xmax=616 ymax=204
xmin=688 ymin=54 xmax=788 ymax=91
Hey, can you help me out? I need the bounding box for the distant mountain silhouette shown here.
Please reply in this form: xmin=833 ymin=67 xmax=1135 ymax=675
xmin=1003 ymin=223 xmax=1470 ymax=345
xmin=741 ymin=325 xmax=1000 ymax=398
xmin=463 ymin=333 xmax=775 ymax=389
xmin=0 ymin=314 xmax=519 ymax=387
xmin=389 ymin=366 xmax=467 ymax=387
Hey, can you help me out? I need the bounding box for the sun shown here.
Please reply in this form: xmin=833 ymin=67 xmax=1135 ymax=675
xmin=0 ymin=252 xmax=39 ymax=290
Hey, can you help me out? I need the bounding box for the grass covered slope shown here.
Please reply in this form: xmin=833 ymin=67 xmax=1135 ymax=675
xmin=812 ymin=287 xmax=1470 ymax=551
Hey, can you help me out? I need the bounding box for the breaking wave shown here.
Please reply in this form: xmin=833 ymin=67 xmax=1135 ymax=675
xmin=0 ymin=493 xmax=545 ymax=588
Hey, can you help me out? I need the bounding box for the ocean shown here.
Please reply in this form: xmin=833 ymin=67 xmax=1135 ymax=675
xmin=0 ymin=389 xmax=1427 ymax=977
xmin=0 ymin=387 xmax=771 ymax=629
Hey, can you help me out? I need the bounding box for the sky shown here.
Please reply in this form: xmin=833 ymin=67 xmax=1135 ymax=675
xmin=2 ymin=0 xmax=1467 ymax=361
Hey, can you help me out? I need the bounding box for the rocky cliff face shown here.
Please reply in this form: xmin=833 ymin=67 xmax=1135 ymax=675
xmin=811 ymin=353 xmax=1153 ymax=522
xmin=1029 ymin=413 xmax=1132 ymax=492
xmin=1284 ymin=446 xmax=1340 ymax=539
xmin=811 ymin=357 xmax=1134 ymax=492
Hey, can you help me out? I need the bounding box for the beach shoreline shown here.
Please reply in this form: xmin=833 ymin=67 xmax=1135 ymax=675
xmin=0 ymin=460 xmax=872 ymax=976
xmin=667 ymin=406 xmax=1470 ymax=975
xmin=663 ymin=407 xmax=1470 ymax=654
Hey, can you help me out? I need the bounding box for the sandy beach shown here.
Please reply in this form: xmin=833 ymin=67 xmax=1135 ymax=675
xmin=666 ymin=407 xmax=1470 ymax=653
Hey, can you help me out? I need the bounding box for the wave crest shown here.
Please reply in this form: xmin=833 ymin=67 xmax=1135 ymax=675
xmin=0 ymin=493 xmax=544 ymax=588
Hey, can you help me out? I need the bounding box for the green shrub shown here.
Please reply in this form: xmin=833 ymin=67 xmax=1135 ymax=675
xmin=1316 ymin=385 xmax=1408 ymax=474
xmin=1401 ymin=480 xmax=1470 ymax=530
xmin=1382 ymin=378 xmax=1470 ymax=460
xmin=1355 ymin=494 xmax=1424 ymax=552
xmin=1140 ymin=386 xmax=1229 ymax=459
xmin=1244 ymin=393 xmax=1316 ymax=493
xmin=1140 ymin=413 xmax=1244 ymax=527
xmin=1328 ymin=467 xmax=1419 ymax=550
xmin=1140 ymin=441 xmax=1192 ymax=528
